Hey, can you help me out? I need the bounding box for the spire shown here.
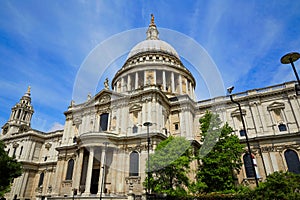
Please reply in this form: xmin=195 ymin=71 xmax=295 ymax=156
xmin=146 ymin=14 xmax=159 ymax=40
xmin=4 ymin=86 xmax=34 ymax=133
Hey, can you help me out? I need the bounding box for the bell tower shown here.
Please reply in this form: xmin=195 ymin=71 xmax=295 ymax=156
xmin=2 ymin=86 xmax=34 ymax=135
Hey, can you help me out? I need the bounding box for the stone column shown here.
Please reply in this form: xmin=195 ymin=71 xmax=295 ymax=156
xmin=116 ymin=150 xmax=125 ymax=193
xmin=185 ymin=78 xmax=188 ymax=95
xmin=144 ymin=71 xmax=147 ymax=86
xmin=9 ymin=110 xmax=14 ymax=120
xmin=128 ymin=75 xmax=131 ymax=91
xmin=19 ymin=110 xmax=24 ymax=120
xmin=162 ymin=71 xmax=166 ymax=91
xmin=153 ymin=70 xmax=157 ymax=85
xmin=171 ymin=72 xmax=175 ymax=93
xmin=121 ymin=77 xmax=125 ymax=92
xmin=135 ymin=72 xmax=138 ymax=89
xmin=98 ymin=147 xmax=106 ymax=195
xmin=179 ymin=75 xmax=183 ymax=94
xmin=110 ymin=149 xmax=117 ymax=194
xmin=83 ymin=147 xmax=94 ymax=196
xmin=73 ymin=148 xmax=84 ymax=191
xmin=147 ymin=101 xmax=152 ymax=123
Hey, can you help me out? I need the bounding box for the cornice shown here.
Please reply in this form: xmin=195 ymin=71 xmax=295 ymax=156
xmin=239 ymin=131 xmax=300 ymax=143
xmin=196 ymin=81 xmax=298 ymax=111
xmin=1 ymin=130 xmax=63 ymax=142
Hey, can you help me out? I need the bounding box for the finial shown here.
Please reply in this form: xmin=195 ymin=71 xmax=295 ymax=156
xmin=87 ymin=92 xmax=92 ymax=100
xmin=24 ymin=86 xmax=31 ymax=97
xmin=70 ymin=100 xmax=75 ymax=107
xmin=27 ymin=86 xmax=31 ymax=94
xmin=150 ymin=14 xmax=155 ymax=25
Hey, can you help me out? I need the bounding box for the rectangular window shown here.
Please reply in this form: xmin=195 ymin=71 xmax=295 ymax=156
xmin=175 ymin=123 xmax=179 ymax=130
xmin=239 ymin=130 xmax=246 ymax=137
xmin=100 ymin=113 xmax=109 ymax=131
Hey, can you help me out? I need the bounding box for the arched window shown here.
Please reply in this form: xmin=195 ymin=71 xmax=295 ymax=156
xmin=243 ymin=153 xmax=255 ymax=178
xmin=129 ymin=151 xmax=139 ymax=176
xmin=65 ymin=159 xmax=75 ymax=180
xmin=100 ymin=113 xmax=109 ymax=131
xmin=38 ymin=172 xmax=44 ymax=187
xmin=284 ymin=149 xmax=300 ymax=174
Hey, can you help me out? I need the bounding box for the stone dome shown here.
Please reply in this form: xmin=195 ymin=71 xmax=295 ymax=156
xmin=127 ymin=39 xmax=179 ymax=59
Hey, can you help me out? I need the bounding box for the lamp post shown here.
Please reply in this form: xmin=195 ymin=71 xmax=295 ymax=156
xmin=100 ymin=142 xmax=109 ymax=200
xmin=281 ymin=52 xmax=300 ymax=95
xmin=143 ymin=122 xmax=152 ymax=198
xmin=227 ymin=86 xmax=259 ymax=187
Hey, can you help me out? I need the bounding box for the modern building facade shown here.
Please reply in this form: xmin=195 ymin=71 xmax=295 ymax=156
xmin=1 ymin=17 xmax=300 ymax=200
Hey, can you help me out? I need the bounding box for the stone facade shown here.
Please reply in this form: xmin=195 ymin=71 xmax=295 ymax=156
xmin=1 ymin=17 xmax=300 ymax=200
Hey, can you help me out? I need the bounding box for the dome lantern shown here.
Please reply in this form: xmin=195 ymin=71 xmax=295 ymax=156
xmin=146 ymin=14 xmax=159 ymax=40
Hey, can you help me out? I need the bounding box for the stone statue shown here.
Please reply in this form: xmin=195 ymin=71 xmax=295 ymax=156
xmin=151 ymin=14 xmax=155 ymax=25
xmin=104 ymin=78 xmax=109 ymax=90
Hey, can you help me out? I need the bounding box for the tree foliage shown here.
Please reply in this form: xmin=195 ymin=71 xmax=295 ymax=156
xmin=252 ymin=171 xmax=300 ymax=199
xmin=0 ymin=140 xmax=22 ymax=197
xmin=193 ymin=111 xmax=244 ymax=193
xmin=145 ymin=136 xmax=192 ymax=196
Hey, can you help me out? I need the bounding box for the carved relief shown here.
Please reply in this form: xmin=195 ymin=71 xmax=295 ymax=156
xmin=122 ymin=144 xmax=152 ymax=152
xmin=13 ymin=142 xmax=19 ymax=148
xmin=45 ymin=142 xmax=52 ymax=150
xmin=99 ymin=95 xmax=111 ymax=104
xmin=125 ymin=176 xmax=141 ymax=184
xmin=73 ymin=117 xmax=82 ymax=125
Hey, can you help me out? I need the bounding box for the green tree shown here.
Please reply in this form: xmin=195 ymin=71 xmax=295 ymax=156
xmin=0 ymin=140 xmax=22 ymax=197
xmin=193 ymin=111 xmax=244 ymax=193
xmin=145 ymin=136 xmax=192 ymax=196
xmin=252 ymin=171 xmax=300 ymax=199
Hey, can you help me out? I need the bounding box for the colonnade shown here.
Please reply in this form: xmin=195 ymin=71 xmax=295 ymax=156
xmin=114 ymin=70 xmax=195 ymax=98
xmin=9 ymin=108 xmax=32 ymax=123
xmin=73 ymin=146 xmax=125 ymax=196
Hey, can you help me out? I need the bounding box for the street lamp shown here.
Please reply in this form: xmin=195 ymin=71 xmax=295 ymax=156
xmin=281 ymin=52 xmax=300 ymax=95
xmin=100 ymin=142 xmax=109 ymax=200
xmin=227 ymin=86 xmax=259 ymax=187
xmin=143 ymin=122 xmax=152 ymax=197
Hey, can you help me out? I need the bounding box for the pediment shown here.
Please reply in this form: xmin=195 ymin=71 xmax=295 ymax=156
xmin=129 ymin=104 xmax=142 ymax=112
xmin=231 ymin=108 xmax=246 ymax=117
xmin=83 ymin=90 xmax=125 ymax=107
xmin=267 ymin=102 xmax=285 ymax=111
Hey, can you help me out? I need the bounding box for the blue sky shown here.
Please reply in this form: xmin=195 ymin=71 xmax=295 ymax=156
xmin=1 ymin=0 xmax=300 ymax=132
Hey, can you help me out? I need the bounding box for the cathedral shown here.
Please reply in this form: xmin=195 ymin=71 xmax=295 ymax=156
xmin=1 ymin=16 xmax=300 ymax=200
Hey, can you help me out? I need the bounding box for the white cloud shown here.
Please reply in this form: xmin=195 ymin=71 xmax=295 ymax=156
xmin=48 ymin=122 xmax=64 ymax=132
